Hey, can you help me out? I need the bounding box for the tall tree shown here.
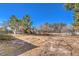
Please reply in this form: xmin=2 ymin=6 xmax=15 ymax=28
xmin=64 ymin=3 xmax=74 ymax=10
xmin=20 ymin=15 xmax=32 ymax=33
xmin=20 ymin=17 xmax=25 ymax=33
xmin=9 ymin=15 xmax=19 ymax=35
xmin=24 ymin=15 xmax=32 ymax=30
xmin=64 ymin=3 xmax=79 ymax=33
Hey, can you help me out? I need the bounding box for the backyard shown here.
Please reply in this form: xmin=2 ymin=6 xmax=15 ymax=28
xmin=16 ymin=34 xmax=79 ymax=56
xmin=0 ymin=34 xmax=79 ymax=56
xmin=0 ymin=3 xmax=79 ymax=56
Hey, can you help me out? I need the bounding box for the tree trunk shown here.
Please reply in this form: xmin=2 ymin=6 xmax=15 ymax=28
xmin=13 ymin=29 xmax=16 ymax=36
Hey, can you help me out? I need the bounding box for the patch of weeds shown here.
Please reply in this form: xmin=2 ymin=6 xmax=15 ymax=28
xmin=0 ymin=34 xmax=15 ymax=41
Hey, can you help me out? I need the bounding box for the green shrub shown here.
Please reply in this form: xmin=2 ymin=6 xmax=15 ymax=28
xmin=24 ymin=29 xmax=28 ymax=33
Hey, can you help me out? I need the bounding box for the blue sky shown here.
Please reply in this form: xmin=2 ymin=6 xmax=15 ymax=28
xmin=0 ymin=3 xmax=73 ymax=27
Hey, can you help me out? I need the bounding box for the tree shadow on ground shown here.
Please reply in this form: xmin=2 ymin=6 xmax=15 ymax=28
xmin=0 ymin=36 xmax=37 ymax=56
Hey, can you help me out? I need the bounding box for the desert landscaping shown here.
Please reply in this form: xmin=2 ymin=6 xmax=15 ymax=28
xmin=7 ymin=34 xmax=79 ymax=56
xmin=0 ymin=3 xmax=79 ymax=56
xmin=2 ymin=33 xmax=79 ymax=56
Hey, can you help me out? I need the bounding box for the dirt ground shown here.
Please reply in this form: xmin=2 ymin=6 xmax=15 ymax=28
xmin=12 ymin=34 xmax=79 ymax=56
